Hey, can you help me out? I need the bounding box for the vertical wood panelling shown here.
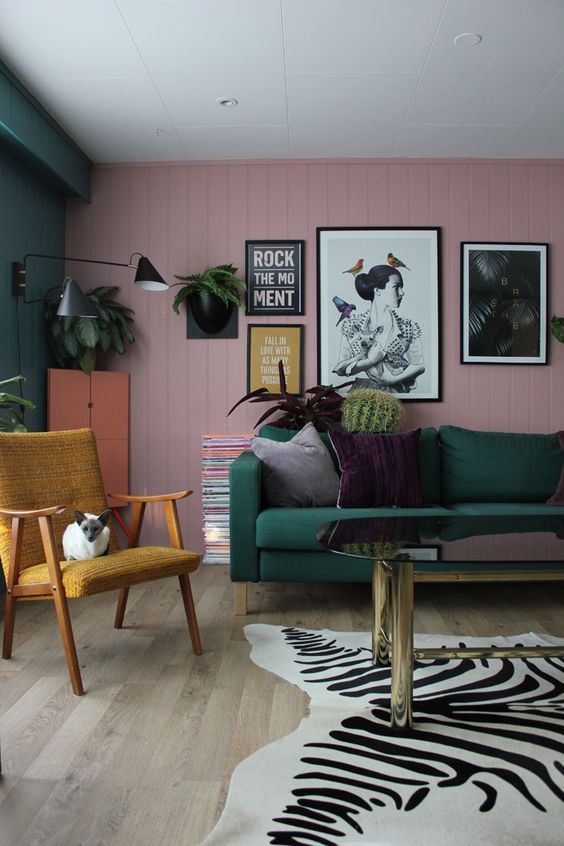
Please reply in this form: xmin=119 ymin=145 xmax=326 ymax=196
xmin=548 ymin=166 xmax=564 ymax=433
xmin=66 ymin=159 xmax=564 ymax=551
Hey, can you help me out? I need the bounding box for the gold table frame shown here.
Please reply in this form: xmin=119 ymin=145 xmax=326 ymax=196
xmin=372 ymin=557 xmax=564 ymax=731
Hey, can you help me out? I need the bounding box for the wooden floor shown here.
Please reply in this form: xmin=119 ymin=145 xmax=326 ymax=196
xmin=1 ymin=566 xmax=563 ymax=846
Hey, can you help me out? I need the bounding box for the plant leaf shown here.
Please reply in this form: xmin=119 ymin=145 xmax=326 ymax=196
xmin=76 ymin=317 xmax=99 ymax=349
xmin=550 ymin=315 xmax=564 ymax=344
xmin=79 ymin=347 xmax=96 ymax=374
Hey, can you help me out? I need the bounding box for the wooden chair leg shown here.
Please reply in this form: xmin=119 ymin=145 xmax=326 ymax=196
xmin=178 ymin=574 xmax=202 ymax=655
xmin=114 ymin=588 xmax=129 ymax=629
xmin=2 ymin=593 xmax=17 ymax=659
xmin=51 ymin=588 xmax=84 ymax=696
xmin=234 ymin=581 xmax=247 ymax=616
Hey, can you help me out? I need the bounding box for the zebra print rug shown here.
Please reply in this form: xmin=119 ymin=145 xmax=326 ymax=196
xmin=201 ymin=626 xmax=564 ymax=846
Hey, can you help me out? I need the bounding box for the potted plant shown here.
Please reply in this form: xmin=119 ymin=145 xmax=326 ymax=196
xmin=228 ymin=360 xmax=353 ymax=432
xmin=551 ymin=315 xmax=564 ymax=343
xmin=171 ymin=263 xmax=245 ymax=334
xmin=45 ymin=285 xmax=135 ymax=374
xmin=341 ymin=388 xmax=404 ymax=434
xmin=0 ymin=375 xmax=35 ymax=432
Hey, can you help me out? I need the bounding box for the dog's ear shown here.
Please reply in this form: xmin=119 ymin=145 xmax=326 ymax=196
xmin=74 ymin=509 xmax=86 ymax=525
xmin=98 ymin=509 xmax=112 ymax=527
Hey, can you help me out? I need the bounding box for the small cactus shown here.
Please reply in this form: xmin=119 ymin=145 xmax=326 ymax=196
xmin=341 ymin=388 xmax=403 ymax=434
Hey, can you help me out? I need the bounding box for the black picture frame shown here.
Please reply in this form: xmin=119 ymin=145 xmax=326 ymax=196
xmin=461 ymin=242 xmax=548 ymax=364
xmin=317 ymin=227 xmax=441 ymax=400
xmin=246 ymin=324 xmax=304 ymax=394
xmin=245 ymin=240 xmax=304 ymax=316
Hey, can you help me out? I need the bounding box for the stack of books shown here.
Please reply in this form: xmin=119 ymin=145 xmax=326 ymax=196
xmin=201 ymin=434 xmax=254 ymax=564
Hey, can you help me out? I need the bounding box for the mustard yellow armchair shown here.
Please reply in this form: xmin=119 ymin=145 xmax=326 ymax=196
xmin=0 ymin=428 xmax=202 ymax=695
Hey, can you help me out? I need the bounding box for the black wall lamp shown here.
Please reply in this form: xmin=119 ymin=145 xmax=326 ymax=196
xmin=12 ymin=251 xmax=168 ymax=317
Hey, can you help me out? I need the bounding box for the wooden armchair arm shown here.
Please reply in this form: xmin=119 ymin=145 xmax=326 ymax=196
xmin=107 ymin=491 xmax=193 ymax=549
xmin=0 ymin=506 xmax=67 ymax=599
xmin=108 ymin=490 xmax=192 ymax=504
xmin=0 ymin=505 xmax=66 ymax=518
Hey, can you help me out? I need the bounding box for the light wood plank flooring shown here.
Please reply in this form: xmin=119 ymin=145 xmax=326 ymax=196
xmin=1 ymin=566 xmax=563 ymax=845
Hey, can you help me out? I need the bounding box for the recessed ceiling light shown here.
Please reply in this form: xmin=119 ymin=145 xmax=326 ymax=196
xmin=454 ymin=32 xmax=482 ymax=47
xmin=217 ymin=97 xmax=239 ymax=107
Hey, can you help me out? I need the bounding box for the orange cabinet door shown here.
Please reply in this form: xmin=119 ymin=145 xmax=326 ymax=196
xmin=47 ymin=369 xmax=129 ymax=507
xmin=47 ymin=369 xmax=90 ymax=430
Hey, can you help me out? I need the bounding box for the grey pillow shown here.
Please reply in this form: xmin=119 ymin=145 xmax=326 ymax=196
xmin=251 ymin=423 xmax=340 ymax=507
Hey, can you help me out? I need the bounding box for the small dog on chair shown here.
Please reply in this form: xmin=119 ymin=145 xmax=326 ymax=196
xmin=62 ymin=509 xmax=111 ymax=560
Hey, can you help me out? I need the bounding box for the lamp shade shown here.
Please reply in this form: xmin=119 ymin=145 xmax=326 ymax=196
xmin=134 ymin=256 xmax=169 ymax=291
xmin=57 ymin=278 xmax=98 ymax=318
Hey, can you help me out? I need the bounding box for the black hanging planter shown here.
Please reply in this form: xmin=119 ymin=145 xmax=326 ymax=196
xmin=190 ymin=293 xmax=233 ymax=334
xmin=186 ymin=293 xmax=238 ymax=339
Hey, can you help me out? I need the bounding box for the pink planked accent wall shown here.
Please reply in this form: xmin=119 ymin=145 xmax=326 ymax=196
xmin=66 ymin=159 xmax=564 ymax=551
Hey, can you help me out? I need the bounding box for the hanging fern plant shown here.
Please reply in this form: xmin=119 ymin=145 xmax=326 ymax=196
xmin=171 ymin=264 xmax=245 ymax=314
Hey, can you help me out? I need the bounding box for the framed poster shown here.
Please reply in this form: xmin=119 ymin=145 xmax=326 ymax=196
xmin=461 ymin=242 xmax=548 ymax=364
xmin=247 ymin=324 xmax=304 ymax=394
xmin=317 ymin=227 xmax=441 ymax=400
xmin=246 ymin=240 xmax=304 ymax=316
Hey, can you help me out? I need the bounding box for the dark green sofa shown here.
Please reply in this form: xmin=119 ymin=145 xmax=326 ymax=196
xmin=229 ymin=424 xmax=564 ymax=614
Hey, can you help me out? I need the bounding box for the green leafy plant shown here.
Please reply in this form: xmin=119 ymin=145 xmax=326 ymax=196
xmin=551 ymin=315 xmax=564 ymax=344
xmin=0 ymin=375 xmax=35 ymax=432
xmin=341 ymin=388 xmax=404 ymax=434
xmin=46 ymin=286 xmax=135 ymax=374
xmin=171 ymin=263 xmax=245 ymax=314
xmin=228 ymin=360 xmax=353 ymax=431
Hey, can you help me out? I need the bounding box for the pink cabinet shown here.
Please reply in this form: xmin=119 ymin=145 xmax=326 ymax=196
xmin=47 ymin=369 xmax=129 ymax=507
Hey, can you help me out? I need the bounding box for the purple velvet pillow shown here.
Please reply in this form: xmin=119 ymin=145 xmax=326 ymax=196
xmin=546 ymin=431 xmax=564 ymax=506
xmin=329 ymin=429 xmax=424 ymax=508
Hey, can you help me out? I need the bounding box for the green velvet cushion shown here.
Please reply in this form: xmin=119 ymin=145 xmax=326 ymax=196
xmin=439 ymin=426 xmax=564 ymax=504
xmin=258 ymin=425 xmax=441 ymax=505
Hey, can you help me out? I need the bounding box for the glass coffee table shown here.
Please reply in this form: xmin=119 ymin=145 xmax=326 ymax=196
xmin=317 ymin=513 xmax=564 ymax=730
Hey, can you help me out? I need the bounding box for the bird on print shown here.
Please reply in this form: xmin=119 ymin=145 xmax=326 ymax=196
xmin=342 ymin=258 xmax=364 ymax=276
xmin=387 ymin=252 xmax=410 ymax=270
xmin=332 ymin=296 xmax=357 ymax=326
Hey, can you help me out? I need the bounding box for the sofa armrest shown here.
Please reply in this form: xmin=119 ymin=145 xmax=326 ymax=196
xmin=230 ymin=451 xmax=262 ymax=581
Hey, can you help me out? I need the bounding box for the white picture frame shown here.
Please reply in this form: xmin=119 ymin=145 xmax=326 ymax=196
xmin=317 ymin=227 xmax=441 ymax=400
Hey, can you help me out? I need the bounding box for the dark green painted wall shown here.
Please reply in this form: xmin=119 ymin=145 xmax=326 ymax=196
xmin=0 ymin=59 xmax=91 ymax=201
xmin=0 ymin=144 xmax=66 ymax=431
xmin=0 ymin=59 xmax=91 ymax=432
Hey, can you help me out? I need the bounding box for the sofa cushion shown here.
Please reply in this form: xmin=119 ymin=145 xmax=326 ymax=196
xmin=329 ymin=428 xmax=424 ymax=508
xmin=258 ymin=424 xmax=441 ymax=505
xmin=256 ymin=505 xmax=449 ymax=551
xmin=449 ymin=502 xmax=564 ymax=517
xmin=251 ymin=422 xmax=340 ymax=507
xmin=439 ymin=426 xmax=564 ymax=504
xmin=258 ymin=424 xmax=338 ymax=466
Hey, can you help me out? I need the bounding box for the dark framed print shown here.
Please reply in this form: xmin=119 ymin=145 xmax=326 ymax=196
xmin=461 ymin=242 xmax=548 ymax=364
xmin=245 ymin=240 xmax=304 ymax=316
xmin=247 ymin=324 xmax=304 ymax=394
xmin=317 ymin=227 xmax=441 ymax=400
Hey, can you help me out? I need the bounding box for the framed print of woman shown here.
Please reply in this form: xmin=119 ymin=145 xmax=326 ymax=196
xmin=317 ymin=227 xmax=441 ymax=401
xmin=333 ymin=263 xmax=425 ymax=393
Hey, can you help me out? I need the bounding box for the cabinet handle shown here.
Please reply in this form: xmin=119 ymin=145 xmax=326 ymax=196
xmin=88 ymin=402 xmax=93 ymax=408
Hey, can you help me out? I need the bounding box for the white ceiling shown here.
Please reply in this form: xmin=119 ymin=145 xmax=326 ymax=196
xmin=0 ymin=0 xmax=563 ymax=164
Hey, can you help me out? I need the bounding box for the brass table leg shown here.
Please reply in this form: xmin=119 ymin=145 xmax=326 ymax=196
xmin=390 ymin=559 xmax=414 ymax=730
xmin=372 ymin=559 xmax=390 ymax=665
